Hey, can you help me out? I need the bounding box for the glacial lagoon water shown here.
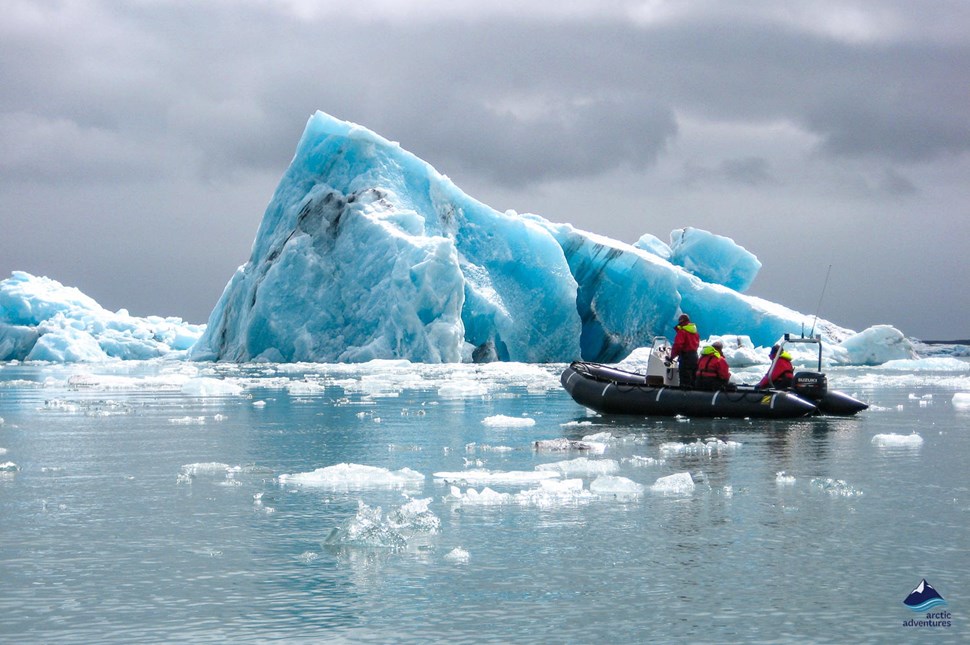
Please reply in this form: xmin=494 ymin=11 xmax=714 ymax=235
xmin=1 ymin=359 xmax=968 ymax=643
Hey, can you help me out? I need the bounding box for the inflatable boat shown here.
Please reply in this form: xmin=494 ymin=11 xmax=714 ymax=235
xmin=561 ymin=361 xmax=818 ymax=418
xmin=560 ymin=335 xmax=868 ymax=419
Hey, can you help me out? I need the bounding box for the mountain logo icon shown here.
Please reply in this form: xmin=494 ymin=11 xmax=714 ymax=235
xmin=903 ymin=579 xmax=946 ymax=612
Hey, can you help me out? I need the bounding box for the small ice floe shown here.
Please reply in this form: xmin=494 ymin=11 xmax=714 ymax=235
xmin=810 ymin=478 xmax=863 ymax=497
xmin=776 ymin=471 xmax=797 ymax=485
xmin=659 ymin=438 xmax=741 ymax=457
xmin=514 ymin=478 xmax=593 ymax=507
xmin=482 ymin=415 xmax=535 ymax=428
xmin=181 ymin=378 xmax=244 ymax=397
xmin=0 ymin=461 xmax=18 ymax=472
xmin=623 ymin=455 xmax=664 ymax=468
xmin=280 ymin=463 xmax=425 ymax=490
xmin=325 ymin=498 xmax=440 ymax=550
xmin=287 ymin=381 xmax=326 ymax=395
xmin=953 ymin=393 xmax=970 ymax=410
xmin=297 ymin=551 xmax=319 ymax=564
xmin=444 ymin=547 xmax=470 ymax=563
xmin=252 ymin=400 xmax=267 ymax=408
xmin=443 ymin=485 xmax=512 ymax=505
xmin=437 ymin=380 xmax=489 ymax=398
xmin=479 ymin=444 xmax=513 ymax=453
xmin=433 ymin=469 xmax=560 ymax=486
xmin=180 ymin=462 xmax=232 ymax=476
xmin=590 ymin=475 xmax=644 ymax=499
xmin=536 ymin=457 xmax=620 ymax=477
xmin=0 ymin=447 xmax=7 ymax=456
xmin=871 ymin=433 xmax=923 ymax=448
xmin=533 ymin=438 xmax=607 ymax=454
xmin=169 ymin=416 xmax=206 ymax=425
xmin=650 ymin=472 xmax=695 ymax=496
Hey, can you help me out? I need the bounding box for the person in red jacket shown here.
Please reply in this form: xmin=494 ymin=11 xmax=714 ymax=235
xmin=670 ymin=314 xmax=700 ymax=388
xmin=757 ymin=345 xmax=794 ymax=389
xmin=695 ymin=341 xmax=731 ymax=391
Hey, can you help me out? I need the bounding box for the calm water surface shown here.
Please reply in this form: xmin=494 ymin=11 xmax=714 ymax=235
xmin=0 ymin=360 xmax=968 ymax=643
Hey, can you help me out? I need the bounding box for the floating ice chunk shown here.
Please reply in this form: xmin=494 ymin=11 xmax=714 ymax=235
xmin=387 ymin=497 xmax=440 ymax=533
xmin=326 ymin=498 xmax=440 ymax=550
xmin=659 ymin=438 xmax=741 ymax=457
xmin=650 ymin=472 xmax=695 ymax=495
xmin=884 ymin=357 xmax=969 ymax=371
xmin=325 ymin=501 xmax=407 ymax=549
xmin=482 ymin=415 xmax=535 ymax=428
xmin=810 ymin=478 xmax=863 ymax=497
xmin=287 ymin=380 xmax=327 ymax=395
xmin=181 ymin=378 xmax=243 ymax=397
xmin=444 ymin=485 xmax=512 ymax=505
xmin=533 ymin=438 xmax=607 ymax=454
xmin=169 ymin=416 xmax=206 ymax=425
xmin=0 ymin=461 xmax=17 ymax=472
xmin=0 ymin=447 xmax=6 ymax=455
xmin=536 ymin=457 xmax=620 ymax=477
xmin=513 ymin=478 xmax=593 ymax=506
xmin=590 ymin=475 xmax=645 ymax=497
xmin=433 ymin=469 xmax=560 ymax=486
xmin=776 ymin=471 xmax=796 ymax=485
xmin=438 ymin=380 xmax=489 ymax=398
xmin=834 ymin=325 xmax=917 ymax=365
xmin=445 ymin=547 xmax=470 ymax=563
xmin=953 ymin=393 xmax=970 ymax=410
xmin=180 ymin=462 xmax=232 ymax=476
xmin=279 ymin=463 xmax=425 ymax=489
xmin=624 ymin=455 xmax=664 ymax=467
xmin=253 ymin=400 xmax=267 ymax=408
xmin=871 ymin=433 xmax=923 ymax=448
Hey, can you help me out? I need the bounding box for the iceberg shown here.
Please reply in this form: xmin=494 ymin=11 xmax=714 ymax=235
xmin=191 ymin=111 xmax=855 ymax=364
xmin=0 ymin=271 xmax=204 ymax=362
xmin=1 ymin=113 xmax=918 ymax=365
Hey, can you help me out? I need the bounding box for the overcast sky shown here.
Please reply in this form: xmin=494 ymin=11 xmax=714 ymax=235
xmin=2 ymin=0 xmax=968 ymax=340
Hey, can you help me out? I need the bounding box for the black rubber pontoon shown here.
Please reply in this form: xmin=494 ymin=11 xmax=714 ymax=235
xmin=561 ymin=362 xmax=818 ymax=419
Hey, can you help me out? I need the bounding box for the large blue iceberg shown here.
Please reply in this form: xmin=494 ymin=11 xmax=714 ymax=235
xmin=190 ymin=111 xmax=852 ymax=364
xmin=0 ymin=112 xmax=922 ymax=365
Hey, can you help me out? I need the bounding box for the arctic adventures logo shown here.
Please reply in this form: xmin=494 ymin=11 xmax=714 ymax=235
xmin=902 ymin=579 xmax=951 ymax=629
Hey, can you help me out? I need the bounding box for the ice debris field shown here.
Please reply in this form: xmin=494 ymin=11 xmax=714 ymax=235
xmin=2 ymin=111 xmax=965 ymax=367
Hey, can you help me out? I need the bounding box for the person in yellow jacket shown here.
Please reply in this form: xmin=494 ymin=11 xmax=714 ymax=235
xmin=670 ymin=314 xmax=700 ymax=388
xmin=758 ymin=345 xmax=794 ymax=389
xmin=695 ymin=341 xmax=731 ymax=391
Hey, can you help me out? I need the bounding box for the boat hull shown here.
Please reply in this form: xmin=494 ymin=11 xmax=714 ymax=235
xmin=561 ymin=362 xmax=818 ymax=419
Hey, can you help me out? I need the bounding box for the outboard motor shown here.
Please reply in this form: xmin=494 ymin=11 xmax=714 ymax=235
xmin=792 ymin=371 xmax=827 ymax=401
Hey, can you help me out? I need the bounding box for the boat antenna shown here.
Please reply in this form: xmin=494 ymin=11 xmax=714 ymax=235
xmin=809 ymin=264 xmax=832 ymax=338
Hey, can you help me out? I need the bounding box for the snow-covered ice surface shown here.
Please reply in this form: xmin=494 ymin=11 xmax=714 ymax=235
xmin=1 ymin=356 xmax=969 ymax=643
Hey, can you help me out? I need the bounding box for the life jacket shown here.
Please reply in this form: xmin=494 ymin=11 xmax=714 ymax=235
xmin=697 ymin=346 xmax=727 ymax=379
xmin=672 ymin=323 xmax=700 ymax=355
